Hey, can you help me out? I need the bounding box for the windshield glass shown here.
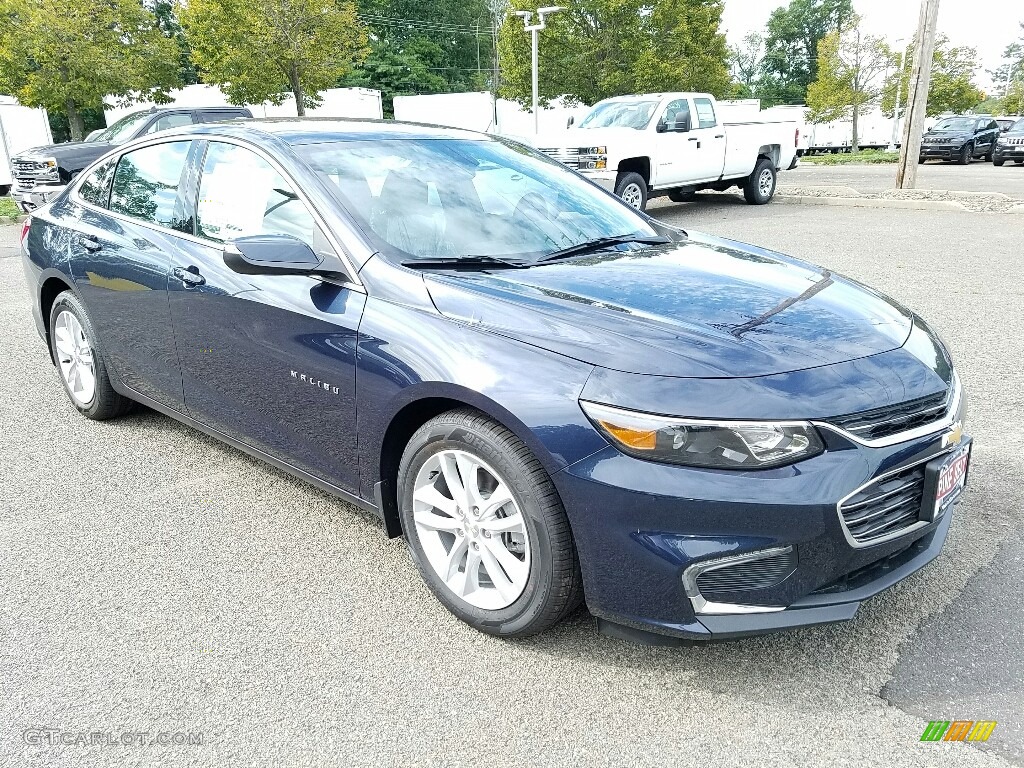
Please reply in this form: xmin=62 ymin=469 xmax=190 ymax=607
xmin=932 ymin=117 xmax=976 ymax=132
xmin=1012 ymin=118 xmax=1024 ymax=132
xmin=298 ymin=138 xmax=659 ymax=263
xmin=92 ymin=111 xmax=153 ymax=144
xmin=578 ymin=100 xmax=660 ymax=130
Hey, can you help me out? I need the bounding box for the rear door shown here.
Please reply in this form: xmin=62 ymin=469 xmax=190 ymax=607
xmin=68 ymin=139 xmax=194 ymax=411
xmin=688 ymin=97 xmax=727 ymax=182
xmin=166 ymin=139 xmax=366 ymax=492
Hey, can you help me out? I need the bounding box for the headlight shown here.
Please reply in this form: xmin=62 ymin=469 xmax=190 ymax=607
xmin=580 ymin=401 xmax=825 ymax=469
xmin=577 ymin=146 xmax=607 ymax=170
xmin=40 ymin=158 xmax=59 ymax=179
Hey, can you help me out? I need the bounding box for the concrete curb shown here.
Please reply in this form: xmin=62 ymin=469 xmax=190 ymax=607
xmin=776 ymin=195 xmax=971 ymax=212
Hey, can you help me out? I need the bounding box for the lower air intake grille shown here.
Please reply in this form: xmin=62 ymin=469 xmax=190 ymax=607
xmin=695 ymin=548 xmax=797 ymax=598
xmin=840 ymin=464 xmax=926 ymax=544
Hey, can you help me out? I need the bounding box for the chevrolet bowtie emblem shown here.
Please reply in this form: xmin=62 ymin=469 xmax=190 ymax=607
xmin=944 ymin=422 xmax=963 ymax=447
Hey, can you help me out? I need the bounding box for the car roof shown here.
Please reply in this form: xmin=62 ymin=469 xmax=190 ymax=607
xmin=171 ymin=117 xmax=491 ymax=144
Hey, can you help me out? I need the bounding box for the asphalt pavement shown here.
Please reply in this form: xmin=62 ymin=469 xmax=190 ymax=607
xmin=780 ymin=160 xmax=1024 ymax=197
xmin=1 ymin=203 xmax=1021 ymax=767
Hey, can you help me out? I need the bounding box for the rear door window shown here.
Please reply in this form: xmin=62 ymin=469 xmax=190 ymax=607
xmin=200 ymin=110 xmax=249 ymax=124
xmin=146 ymin=113 xmax=195 ymax=134
xmin=693 ymin=98 xmax=717 ymax=129
xmin=108 ymin=141 xmax=192 ymax=231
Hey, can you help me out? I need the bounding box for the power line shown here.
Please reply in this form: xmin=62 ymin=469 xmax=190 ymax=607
xmin=356 ymin=14 xmax=496 ymax=36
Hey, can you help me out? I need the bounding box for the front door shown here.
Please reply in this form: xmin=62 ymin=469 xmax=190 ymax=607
xmin=167 ymin=139 xmax=366 ymax=493
xmin=653 ymin=98 xmax=699 ymax=187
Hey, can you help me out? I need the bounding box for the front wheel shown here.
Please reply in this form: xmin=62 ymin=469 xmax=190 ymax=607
xmin=957 ymin=143 xmax=972 ymax=165
xmin=398 ymin=409 xmax=583 ymax=637
xmin=743 ymin=158 xmax=776 ymax=204
xmin=48 ymin=291 xmax=133 ymax=420
xmin=614 ymin=171 xmax=648 ymax=211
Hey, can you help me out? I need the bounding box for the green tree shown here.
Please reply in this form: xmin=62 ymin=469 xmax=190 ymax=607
xmin=881 ymin=37 xmax=984 ymax=119
xmin=760 ymin=0 xmax=852 ymax=106
xmin=729 ymin=32 xmax=764 ymax=98
xmin=178 ymin=0 xmax=370 ymax=115
xmin=806 ymin=16 xmax=889 ymax=151
xmin=496 ymin=0 xmax=730 ymax=107
xmin=343 ymin=39 xmax=449 ymax=117
xmin=0 ymin=0 xmax=180 ymax=141
xmin=988 ymin=26 xmax=1024 ymax=97
xmin=150 ymin=0 xmax=199 ymax=86
xmin=1001 ymin=79 xmax=1024 ymax=116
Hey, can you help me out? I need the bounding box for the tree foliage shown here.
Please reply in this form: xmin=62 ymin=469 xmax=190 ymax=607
xmin=728 ymin=32 xmax=764 ymax=99
xmin=759 ymin=0 xmax=852 ymax=106
xmin=806 ymin=15 xmax=889 ymax=151
xmin=0 ymin=0 xmax=180 ymax=140
xmin=880 ymin=36 xmax=984 ymax=119
xmin=178 ymin=0 xmax=370 ymax=115
xmin=496 ymin=0 xmax=730 ymax=107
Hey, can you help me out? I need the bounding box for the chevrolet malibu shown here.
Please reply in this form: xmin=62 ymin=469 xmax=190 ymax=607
xmin=19 ymin=120 xmax=970 ymax=643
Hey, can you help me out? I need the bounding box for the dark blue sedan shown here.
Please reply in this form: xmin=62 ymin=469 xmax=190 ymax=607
xmin=19 ymin=119 xmax=970 ymax=643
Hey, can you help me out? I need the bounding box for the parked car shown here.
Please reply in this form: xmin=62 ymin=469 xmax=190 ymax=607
xmin=20 ymin=120 xmax=969 ymax=644
xmin=995 ymin=117 xmax=1018 ymax=133
xmin=993 ymin=118 xmax=1024 ymax=166
xmin=531 ymin=92 xmax=799 ymax=211
xmin=919 ymin=115 xmax=1000 ymax=164
xmin=10 ymin=105 xmax=252 ymax=211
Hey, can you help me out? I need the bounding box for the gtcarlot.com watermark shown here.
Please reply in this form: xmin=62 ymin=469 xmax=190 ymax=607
xmin=22 ymin=727 xmax=202 ymax=747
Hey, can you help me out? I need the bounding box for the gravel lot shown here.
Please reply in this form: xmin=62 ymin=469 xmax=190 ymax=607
xmin=1 ymin=202 xmax=1021 ymax=767
xmin=781 ymin=160 xmax=1024 ymax=199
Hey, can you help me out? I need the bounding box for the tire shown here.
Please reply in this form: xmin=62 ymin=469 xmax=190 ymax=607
xmin=667 ymin=187 xmax=696 ymax=203
xmin=743 ymin=157 xmax=776 ymax=205
xmin=957 ymin=143 xmax=972 ymax=165
xmin=48 ymin=291 xmax=133 ymax=420
xmin=614 ymin=171 xmax=648 ymax=211
xmin=984 ymin=147 xmax=994 ymax=162
xmin=918 ymin=156 xmax=926 ymax=164
xmin=398 ymin=408 xmax=583 ymax=638
xmin=1015 ymin=159 xmax=1023 ymax=165
xmin=994 ymin=157 xmax=1005 ymax=167
xmin=0 ymin=184 xmax=10 ymax=197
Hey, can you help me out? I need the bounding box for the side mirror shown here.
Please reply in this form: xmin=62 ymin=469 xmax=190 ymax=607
xmin=566 ymin=115 xmax=575 ymax=128
xmin=675 ymin=115 xmax=691 ymax=132
xmin=224 ymin=234 xmax=322 ymax=273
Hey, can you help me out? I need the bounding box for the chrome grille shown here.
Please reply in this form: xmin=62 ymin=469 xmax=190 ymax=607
xmin=11 ymin=159 xmax=44 ymax=189
xmin=826 ymin=388 xmax=951 ymax=441
xmin=538 ymin=147 xmax=580 ymax=168
xmin=840 ymin=463 xmax=925 ymax=544
xmin=1002 ymin=136 xmax=1024 ymax=146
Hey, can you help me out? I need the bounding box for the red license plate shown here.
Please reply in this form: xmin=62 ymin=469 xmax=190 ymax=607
xmin=934 ymin=444 xmax=970 ymax=515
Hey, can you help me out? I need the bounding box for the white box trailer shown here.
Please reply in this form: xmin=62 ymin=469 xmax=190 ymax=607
xmin=0 ymin=96 xmax=53 ymax=195
xmin=392 ymin=92 xmax=591 ymax=136
xmin=105 ymin=85 xmax=383 ymax=125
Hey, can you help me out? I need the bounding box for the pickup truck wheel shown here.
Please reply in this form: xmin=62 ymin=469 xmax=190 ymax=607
xmin=743 ymin=158 xmax=776 ymax=205
xmin=0 ymin=184 xmax=10 ymax=197
xmin=614 ymin=172 xmax=648 ymax=211
xmin=48 ymin=291 xmax=133 ymax=420
xmin=398 ymin=409 xmax=583 ymax=637
xmin=957 ymin=143 xmax=972 ymax=165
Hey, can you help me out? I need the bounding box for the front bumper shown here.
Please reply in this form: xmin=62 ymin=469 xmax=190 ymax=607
xmin=554 ymin=423 xmax=968 ymax=643
xmin=13 ymin=184 xmax=65 ymax=212
xmin=994 ymin=145 xmax=1024 ymax=160
xmin=919 ymin=144 xmax=965 ymax=159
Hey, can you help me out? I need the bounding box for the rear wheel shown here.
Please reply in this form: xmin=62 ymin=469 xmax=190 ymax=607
xmin=398 ymin=409 xmax=583 ymax=637
xmin=48 ymin=291 xmax=133 ymax=420
xmin=743 ymin=158 xmax=776 ymax=205
xmin=614 ymin=171 xmax=648 ymax=211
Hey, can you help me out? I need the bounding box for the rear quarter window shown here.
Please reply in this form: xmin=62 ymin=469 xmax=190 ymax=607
xmin=78 ymin=159 xmax=116 ymax=208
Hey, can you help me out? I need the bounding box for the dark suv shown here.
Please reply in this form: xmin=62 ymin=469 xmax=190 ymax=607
xmin=919 ymin=115 xmax=1000 ymax=165
xmin=10 ymin=106 xmax=252 ymax=211
xmin=993 ymin=117 xmax=1024 ymax=166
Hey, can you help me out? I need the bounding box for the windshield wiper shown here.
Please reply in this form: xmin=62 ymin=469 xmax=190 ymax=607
xmin=536 ymin=234 xmax=671 ymax=263
xmin=403 ymin=255 xmax=528 ymax=270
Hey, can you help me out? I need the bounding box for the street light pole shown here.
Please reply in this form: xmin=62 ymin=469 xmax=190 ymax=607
xmin=513 ymin=6 xmax=563 ymax=134
xmin=887 ymin=42 xmax=906 ymax=152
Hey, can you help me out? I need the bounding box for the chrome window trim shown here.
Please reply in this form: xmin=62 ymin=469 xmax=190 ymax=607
xmin=813 ymin=372 xmax=962 ymax=449
xmin=834 ymin=442 xmax=962 ymax=549
xmin=68 ymin=133 xmax=366 ymax=294
xmin=681 ymin=546 xmax=792 ymax=615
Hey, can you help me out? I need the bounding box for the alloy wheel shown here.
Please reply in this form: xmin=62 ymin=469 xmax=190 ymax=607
xmin=412 ymin=449 xmax=531 ymax=610
xmin=758 ymin=168 xmax=774 ymax=198
xmin=53 ymin=310 xmax=96 ymax=406
xmin=621 ymin=183 xmax=643 ymax=209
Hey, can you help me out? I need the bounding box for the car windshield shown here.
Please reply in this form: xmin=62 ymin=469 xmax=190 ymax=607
xmin=92 ymin=111 xmax=153 ymax=144
xmin=298 ymin=137 xmax=660 ymax=264
xmin=932 ymin=117 xmax=977 ymax=132
xmin=1012 ymin=118 xmax=1024 ymax=132
xmin=577 ymin=100 xmax=660 ymax=130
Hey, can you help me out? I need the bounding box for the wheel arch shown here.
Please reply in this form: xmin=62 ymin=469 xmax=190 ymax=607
xmin=372 ymin=385 xmax=567 ymax=539
xmin=757 ymin=144 xmax=781 ymax=168
xmin=39 ymin=272 xmax=77 ymax=363
xmin=616 ymin=157 xmax=651 ymax=184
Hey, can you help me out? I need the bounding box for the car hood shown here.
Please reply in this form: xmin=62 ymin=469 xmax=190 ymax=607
xmin=423 ymin=233 xmax=913 ymax=378
xmin=15 ymin=141 xmax=114 ymax=163
xmin=526 ymin=126 xmax=647 ymax=149
xmin=924 ymin=130 xmax=971 ymax=139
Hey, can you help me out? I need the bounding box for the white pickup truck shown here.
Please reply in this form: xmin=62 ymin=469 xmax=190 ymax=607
xmin=530 ymin=92 xmax=799 ymax=211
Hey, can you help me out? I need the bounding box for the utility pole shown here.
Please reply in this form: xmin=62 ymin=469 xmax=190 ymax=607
xmin=513 ymin=6 xmax=563 ymax=134
xmin=896 ymin=0 xmax=940 ymax=188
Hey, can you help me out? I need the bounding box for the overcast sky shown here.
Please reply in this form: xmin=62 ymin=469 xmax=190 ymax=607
xmin=721 ymin=0 xmax=1022 ymax=92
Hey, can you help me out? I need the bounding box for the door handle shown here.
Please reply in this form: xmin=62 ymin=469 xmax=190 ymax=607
xmin=688 ymin=137 xmax=699 ymax=141
xmin=79 ymin=235 xmax=101 ymax=252
xmin=714 ymin=134 xmax=725 ymax=139
xmin=173 ymin=265 xmax=206 ymax=287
